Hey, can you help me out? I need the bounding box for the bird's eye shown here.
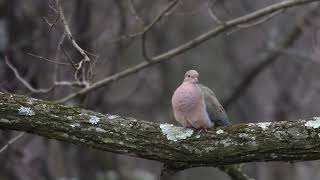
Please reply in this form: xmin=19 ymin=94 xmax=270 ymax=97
xmin=187 ymin=75 xmax=191 ymax=78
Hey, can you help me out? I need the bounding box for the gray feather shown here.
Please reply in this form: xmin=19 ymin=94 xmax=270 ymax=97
xmin=197 ymin=84 xmax=230 ymax=126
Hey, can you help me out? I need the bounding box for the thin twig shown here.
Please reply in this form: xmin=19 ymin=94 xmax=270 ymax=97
xmin=58 ymin=0 xmax=320 ymax=103
xmin=5 ymin=56 xmax=87 ymax=93
xmin=83 ymin=49 xmax=99 ymax=58
xmin=164 ymin=0 xmax=204 ymax=17
xmin=142 ymin=29 xmax=152 ymax=62
xmin=105 ymin=0 xmax=179 ymax=46
xmin=0 ymin=132 xmax=25 ymax=153
xmin=60 ymin=43 xmax=77 ymax=71
xmin=27 ymin=52 xmax=71 ymax=66
xmin=142 ymin=0 xmax=179 ymax=34
xmin=127 ymin=0 xmax=145 ymax=24
xmin=5 ymin=56 xmax=50 ymax=93
xmin=55 ymin=0 xmax=92 ymax=80
xmin=55 ymin=0 xmax=90 ymax=63
xmin=207 ymin=0 xmax=224 ymax=24
xmin=226 ymin=10 xmax=284 ymax=35
xmin=237 ymin=9 xmax=284 ymax=28
xmin=43 ymin=13 xmax=60 ymax=33
xmin=141 ymin=0 xmax=179 ymax=62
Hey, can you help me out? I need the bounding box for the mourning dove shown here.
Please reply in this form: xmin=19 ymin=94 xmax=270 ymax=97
xmin=172 ymin=70 xmax=229 ymax=131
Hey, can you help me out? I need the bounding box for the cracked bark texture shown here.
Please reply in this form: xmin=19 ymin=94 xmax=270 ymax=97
xmin=1 ymin=92 xmax=320 ymax=171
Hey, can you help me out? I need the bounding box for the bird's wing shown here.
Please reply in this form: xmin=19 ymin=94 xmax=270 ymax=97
xmin=197 ymin=84 xmax=230 ymax=126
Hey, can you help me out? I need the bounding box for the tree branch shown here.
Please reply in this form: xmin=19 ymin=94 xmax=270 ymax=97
xmin=57 ymin=0 xmax=320 ymax=103
xmin=55 ymin=0 xmax=90 ymax=63
xmin=55 ymin=0 xmax=92 ymax=81
xmin=2 ymin=92 xmax=320 ymax=171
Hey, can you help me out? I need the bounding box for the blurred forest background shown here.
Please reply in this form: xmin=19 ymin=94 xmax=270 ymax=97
xmin=0 ymin=0 xmax=320 ymax=180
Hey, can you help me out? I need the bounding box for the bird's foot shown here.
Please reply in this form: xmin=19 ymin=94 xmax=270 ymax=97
xmin=187 ymin=127 xmax=208 ymax=136
xmin=195 ymin=128 xmax=208 ymax=135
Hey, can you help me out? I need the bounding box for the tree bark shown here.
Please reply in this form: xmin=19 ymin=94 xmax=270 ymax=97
xmin=1 ymin=92 xmax=320 ymax=171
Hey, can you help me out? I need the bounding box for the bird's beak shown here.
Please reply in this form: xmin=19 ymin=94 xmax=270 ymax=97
xmin=193 ymin=78 xmax=198 ymax=83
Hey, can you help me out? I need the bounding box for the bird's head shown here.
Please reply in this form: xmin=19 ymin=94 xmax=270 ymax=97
xmin=184 ymin=70 xmax=199 ymax=83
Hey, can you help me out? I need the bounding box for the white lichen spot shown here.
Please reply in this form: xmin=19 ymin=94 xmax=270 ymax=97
xmin=18 ymin=106 xmax=35 ymax=116
xmin=248 ymin=140 xmax=258 ymax=147
xmin=216 ymin=129 xmax=224 ymax=134
xmin=270 ymin=153 xmax=278 ymax=159
xmin=89 ymin=115 xmax=100 ymax=125
xmin=247 ymin=123 xmax=255 ymax=127
xmin=0 ymin=118 xmax=10 ymax=123
xmin=66 ymin=116 xmax=73 ymax=120
xmin=108 ymin=115 xmax=118 ymax=120
xmin=220 ymin=138 xmax=232 ymax=147
xmin=305 ymin=117 xmax=320 ymax=129
xmin=51 ymin=114 xmax=59 ymax=118
xmin=195 ymin=134 xmax=201 ymax=139
xmin=159 ymin=123 xmax=193 ymax=142
xmin=203 ymin=146 xmax=215 ymax=153
xmin=61 ymin=133 xmax=69 ymax=138
xmin=95 ymin=127 xmax=107 ymax=133
xmin=257 ymin=122 xmax=271 ymax=130
xmin=70 ymin=123 xmax=80 ymax=128
xmin=27 ymin=98 xmax=36 ymax=105
xmin=239 ymin=133 xmax=249 ymax=138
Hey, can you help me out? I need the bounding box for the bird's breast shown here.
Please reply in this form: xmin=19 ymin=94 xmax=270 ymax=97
xmin=172 ymin=83 xmax=202 ymax=113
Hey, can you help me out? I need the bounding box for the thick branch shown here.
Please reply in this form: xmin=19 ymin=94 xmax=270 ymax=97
xmin=1 ymin=92 xmax=320 ymax=170
xmin=57 ymin=0 xmax=320 ymax=103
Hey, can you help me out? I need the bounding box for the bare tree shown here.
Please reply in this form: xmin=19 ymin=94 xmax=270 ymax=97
xmin=1 ymin=0 xmax=320 ymax=180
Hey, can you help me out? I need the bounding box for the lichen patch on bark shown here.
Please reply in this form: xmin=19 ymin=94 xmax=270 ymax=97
xmin=159 ymin=123 xmax=193 ymax=142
